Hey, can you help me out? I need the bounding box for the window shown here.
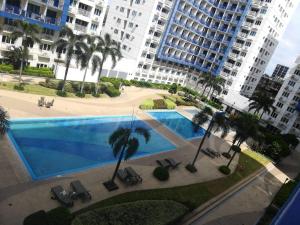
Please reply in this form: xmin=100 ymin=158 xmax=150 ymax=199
xmin=271 ymin=112 xmax=278 ymax=118
xmin=282 ymin=92 xmax=290 ymax=97
xmin=288 ymin=80 xmax=296 ymax=87
xmin=1 ymin=36 xmax=14 ymax=44
xmin=39 ymin=43 xmax=51 ymax=51
xmin=276 ymin=102 xmax=283 ymax=108
xmin=37 ymin=63 xmax=47 ymax=68
xmin=94 ymin=8 xmax=101 ymax=16
xmin=91 ymin=23 xmax=98 ymax=30
xmin=281 ymin=117 xmax=289 ymax=124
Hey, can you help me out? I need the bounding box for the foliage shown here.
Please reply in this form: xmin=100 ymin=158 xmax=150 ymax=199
xmin=0 ymin=106 xmax=9 ymax=135
xmin=168 ymin=83 xmax=178 ymax=95
xmin=47 ymin=207 xmax=72 ymax=225
xmin=105 ymin=85 xmax=121 ymax=97
xmin=139 ymin=99 xmax=154 ymax=110
xmin=153 ymin=99 xmax=167 ymax=109
xmin=219 ymin=165 xmax=231 ymax=175
xmin=3 ymin=47 xmax=28 ymax=70
xmin=56 ymin=90 xmax=68 ymax=97
xmin=76 ymin=150 xmax=269 ymax=215
xmin=23 ymin=210 xmax=48 ymax=225
xmin=164 ymin=99 xmax=176 ymax=109
xmin=0 ymin=82 xmax=58 ymax=96
xmin=100 ymin=77 xmax=123 ymax=89
xmin=23 ymin=207 xmax=72 ymax=225
xmin=153 ymin=167 xmax=170 ymax=181
xmin=281 ymin=133 xmax=299 ymax=148
xmin=204 ymin=99 xmax=223 ymax=110
xmin=130 ymin=80 xmax=171 ymax=90
xmin=72 ymin=200 xmax=188 ymax=225
xmin=14 ymin=84 xmax=25 ymax=91
xmin=76 ymin=92 xmax=85 ymax=98
xmin=0 ymin=64 xmax=14 ymax=73
xmin=249 ymin=91 xmax=275 ymax=117
xmin=180 ymin=86 xmax=199 ymax=96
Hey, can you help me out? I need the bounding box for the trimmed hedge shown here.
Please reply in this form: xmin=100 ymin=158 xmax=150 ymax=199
xmin=72 ymin=200 xmax=188 ymax=225
xmin=23 ymin=207 xmax=72 ymax=225
xmin=105 ymin=85 xmax=121 ymax=97
xmin=165 ymin=99 xmax=176 ymax=109
xmin=139 ymin=99 xmax=154 ymax=110
xmin=153 ymin=99 xmax=167 ymax=109
xmin=0 ymin=64 xmax=14 ymax=73
xmin=153 ymin=167 xmax=170 ymax=181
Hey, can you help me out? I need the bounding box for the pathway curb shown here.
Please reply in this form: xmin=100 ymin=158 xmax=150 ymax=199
xmin=181 ymin=162 xmax=274 ymax=225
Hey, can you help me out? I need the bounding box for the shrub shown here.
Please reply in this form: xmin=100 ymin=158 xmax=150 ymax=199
xmin=0 ymin=64 xmax=14 ymax=73
xmin=14 ymin=84 xmax=25 ymax=91
xmin=72 ymin=200 xmax=188 ymax=225
xmin=272 ymin=180 xmax=297 ymax=207
xmin=165 ymin=99 xmax=176 ymax=109
xmin=139 ymin=99 xmax=154 ymax=110
xmin=153 ymin=99 xmax=167 ymax=109
xmin=92 ymin=92 xmax=101 ymax=98
xmin=105 ymin=86 xmax=121 ymax=97
xmin=205 ymin=100 xmax=223 ymax=110
xmin=153 ymin=167 xmax=169 ymax=181
xmin=168 ymin=83 xmax=178 ymax=95
xmin=47 ymin=207 xmax=72 ymax=225
xmin=56 ymin=90 xmax=67 ymax=97
xmin=218 ymin=165 xmax=231 ymax=175
xmin=23 ymin=210 xmax=48 ymax=225
xmin=76 ymin=92 xmax=85 ymax=98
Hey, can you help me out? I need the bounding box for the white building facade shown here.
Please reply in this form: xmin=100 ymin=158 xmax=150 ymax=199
xmin=266 ymin=56 xmax=300 ymax=137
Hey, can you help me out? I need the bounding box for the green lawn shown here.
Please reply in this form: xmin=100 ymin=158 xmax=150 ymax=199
xmin=0 ymin=82 xmax=104 ymax=98
xmin=75 ymin=149 xmax=269 ymax=215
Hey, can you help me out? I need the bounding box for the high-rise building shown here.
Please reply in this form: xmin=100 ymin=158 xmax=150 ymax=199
xmin=266 ymin=56 xmax=300 ymax=136
xmin=0 ymin=0 xmax=107 ymax=68
xmin=102 ymin=0 xmax=299 ymax=107
xmin=272 ymin=64 xmax=289 ymax=79
xmin=254 ymin=73 xmax=283 ymax=99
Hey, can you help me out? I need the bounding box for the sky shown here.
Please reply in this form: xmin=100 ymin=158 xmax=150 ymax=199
xmin=265 ymin=3 xmax=300 ymax=74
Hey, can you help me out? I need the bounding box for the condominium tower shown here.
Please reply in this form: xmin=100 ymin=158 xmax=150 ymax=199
xmin=0 ymin=0 xmax=107 ymax=68
xmin=272 ymin=64 xmax=289 ymax=79
xmin=102 ymin=0 xmax=299 ymax=107
xmin=266 ymin=56 xmax=300 ymax=136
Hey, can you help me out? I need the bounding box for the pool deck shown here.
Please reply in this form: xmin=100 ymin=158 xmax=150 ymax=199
xmin=0 ymin=88 xmax=237 ymax=225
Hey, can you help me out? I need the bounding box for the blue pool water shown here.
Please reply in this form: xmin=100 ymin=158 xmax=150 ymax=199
xmin=147 ymin=111 xmax=205 ymax=140
xmin=8 ymin=116 xmax=175 ymax=180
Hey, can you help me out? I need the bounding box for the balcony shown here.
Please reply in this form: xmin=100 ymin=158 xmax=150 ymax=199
xmin=47 ymin=0 xmax=64 ymax=10
xmin=78 ymin=9 xmax=91 ymax=17
xmin=74 ymin=24 xmax=87 ymax=32
xmin=2 ymin=24 xmax=16 ymax=32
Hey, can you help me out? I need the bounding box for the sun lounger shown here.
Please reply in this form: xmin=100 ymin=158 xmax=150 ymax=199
xmin=125 ymin=167 xmax=142 ymax=183
xmin=51 ymin=185 xmax=73 ymax=207
xmin=201 ymin=148 xmax=215 ymax=158
xmin=117 ymin=169 xmax=139 ymax=185
xmin=156 ymin=159 xmax=170 ymax=169
xmin=70 ymin=180 xmax=91 ymax=202
xmin=45 ymin=99 xmax=54 ymax=108
xmin=207 ymin=148 xmax=221 ymax=157
xmin=165 ymin=158 xmax=181 ymax=169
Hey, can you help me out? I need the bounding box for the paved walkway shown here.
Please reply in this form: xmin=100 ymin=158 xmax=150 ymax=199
xmin=186 ymin=151 xmax=300 ymax=225
xmin=0 ymin=87 xmax=238 ymax=225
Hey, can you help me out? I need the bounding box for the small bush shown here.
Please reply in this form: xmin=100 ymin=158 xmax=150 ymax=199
xmin=75 ymin=92 xmax=85 ymax=98
xmin=153 ymin=166 xmax=169 ymax=181
xmin=92 ymin=92 xmax=101 ymax=98
xmin=105 ymin=86 xmax=121 ymax=97
xmin=153 ymin=99 xmax=167 ymax=109
xmin=56 ymin=90 xmax=67 ymax=97
xmin=0 ymin=64 xmax=14 ymax=73
xmin=14 ymin=84 xmax=25 ymax=91
xmin=139 ymin=99 xmax=154 ymax=110
xmin=23 ymin=210 xmax=48 ymax=225
xmin=218 ymin=165 xmax=231 ymax=175
xmin=47 ymin=207 xmax=72 ymax=225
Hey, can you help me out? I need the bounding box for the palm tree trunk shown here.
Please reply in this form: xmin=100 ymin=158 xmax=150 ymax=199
xmin=61 ymin=60 xmax=70 ymax=92
xmin=19 ymin=60 xmax=24 ymax=85
xmin=201 ymin=85 xmax=208 ymax=96
xmin=191 ymin=117 xmax=214 ymax=166
xmin=80 ymin=67 xmax=88 ymax=94
xmin=95 ymin=61 xmax=104 ymax=94
xmin=206 ymin=86 xmax=213 ymax=98
xmin=111 ymin=145 xmax=126 ymax=182
xmin=227 ymin=151 xmax=237 ymax=167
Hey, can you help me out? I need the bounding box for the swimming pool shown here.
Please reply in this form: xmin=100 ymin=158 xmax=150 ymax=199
xmin=8 ymin=116 xmax=175 ymax=180
xmin=147 ymin=111 xmax=205 ymax=140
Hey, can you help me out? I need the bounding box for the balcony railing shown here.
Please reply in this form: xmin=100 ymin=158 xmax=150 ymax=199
xmin=74 ymin=24 xmax=87 ymax=32
xmin=78 ymin=8 xmax=91 ymax=17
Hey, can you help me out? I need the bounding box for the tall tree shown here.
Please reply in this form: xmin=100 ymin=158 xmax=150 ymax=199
xmin=103 ymin=125 xmax=150 ymax=190
xmin=196 ymin=73 xmax=212 ymax=96
xmin=226 ymin=145 xmax=241 ymax=168
xmin=249 ymin=91 xmax=275 ymax=118
xmin=76 ymin=35 xmax=102 ymax=94
xmin=207 ymin=77 xmax=225 ymax=98
xmin=4 ymin=46 xmax=28 ymax=70
xmin=11 ymin=20 xmax=41 ymax=84
xmin=95 ymin=34 xmax=122 ymax=93
xmin=52 ymin=26 xmax=87 ymax=92
xmin=187 ymin=107 xmax=229 ymax=172
xmin=0 ymin=106 xmax=9 ymax=135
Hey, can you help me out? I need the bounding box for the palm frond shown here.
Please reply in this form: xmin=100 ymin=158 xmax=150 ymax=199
xmin=0 ymin=107 xmax=9 ymax=135
xmin=134 ymin=127 xmax=150 ymax=143
xmin=124 ymin=137 xmax=139 ymax=160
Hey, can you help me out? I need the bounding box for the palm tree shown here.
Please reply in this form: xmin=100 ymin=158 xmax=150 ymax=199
xmin=207 ymin=77 xmax=225 ymax=98
xmin=186 ymin=107 xmax=229 ymax=172
xmin=52 ymin=26 xmax=87 ymax=92
xmin=226 ymin=113 xmax=259 ymax=155
xmin=197 ymin=73 xmax=212 ymax=96
xmin=103 ymin=125 xmax=150 ymax=190
xmin=0 ymin=106 xmax=9 ymax=135
xmin=11 ymin=20 xmax=41 ymax=84
xmin=249 ymin=91 xmax=275 ymax=118
xmin=95 ymin=33 xmax=122 ymax=93
xmin=76 ymin=35 xmax=102 ymax=94
xmin=226 ymin=145 xmax=241 ymax=168
xmin=4 ymin=46 xmax=28 ymax=71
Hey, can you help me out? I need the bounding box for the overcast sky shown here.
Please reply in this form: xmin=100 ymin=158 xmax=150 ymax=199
xmin=265 ymin=3 xmax=300 ymax=74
